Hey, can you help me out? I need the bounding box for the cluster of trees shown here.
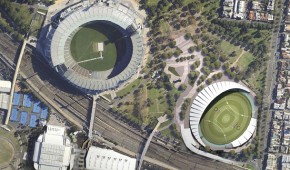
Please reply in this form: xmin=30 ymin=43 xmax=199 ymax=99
xmin=175 ymin=55 xmax=194 ymax=62
xmin=0 ymin=0 xmax=33 ymax=34
xmin=188 ymin=71 xmax=200 ymax=85
xmin=179 ymin=98 xmax=191 ymax=120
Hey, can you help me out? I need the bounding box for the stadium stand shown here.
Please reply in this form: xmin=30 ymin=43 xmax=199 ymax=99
xmin=13 ymin=92 xmax=21 ymax=106
xmin=23 ymin=94 xmax=32 ymax=108
xmin=189 ymin=81 xmax=257 ymax=148
xmin=40 ymin=107 xmax=48 ymax=119
xmin=47 ymin=2 xmax=144 ymax=93
xmin=20 ymin=111 xmax=28 ymax=124
xmin=29 ymin=114 xmax=38 ymax=127
xmin=10 ymin=108 xmax=19 ymax=121
xmin=33 ymin=100 xmax=42 ymax=113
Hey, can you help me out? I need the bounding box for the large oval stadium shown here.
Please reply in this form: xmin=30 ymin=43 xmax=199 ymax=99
xmin=189 ymin=81 xmax=257 ymax=150
xmin=45 ymin=1 xmax=144 ymax=94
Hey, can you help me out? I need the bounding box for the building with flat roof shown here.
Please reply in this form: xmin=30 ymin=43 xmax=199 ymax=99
xmin=86 ymin=146 xmax=136 ymax=170
xmin=0 ymin=80 xmax=11 ymax=93
xmin=33 ymin=125 xmax=74 ymax=170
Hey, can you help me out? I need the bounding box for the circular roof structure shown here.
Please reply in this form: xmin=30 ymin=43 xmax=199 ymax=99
xmin=47 ymin=2 xmax=144 ymax=93
xmin=189 ymin=81 xmax=257 ymax=150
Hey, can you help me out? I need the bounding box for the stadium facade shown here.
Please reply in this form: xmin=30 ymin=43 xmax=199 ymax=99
xmin=33 ymin=125 xmax=74 ymax=170
xmin=189 ymin=81 xmax=257 ymax=150
xmin=44 ymin=1 xmax=144 ymax=94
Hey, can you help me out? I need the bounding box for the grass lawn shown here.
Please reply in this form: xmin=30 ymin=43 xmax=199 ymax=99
xmin=148 ymin=88 xmax=168 ymax=115
xmin=200 ymin=92 xmax=252 ymax=145
xmin=116 ymin=78 xmax=141 ymax=97
xmin=147 ymin=0 xmax=159 ymax=7
xmin=103 ymin=94 xmax=112 ymax=101
xmin=220 ymin=41 xmax=243 ymax=63
xmin=0 ymin=138 xmax=14 ymax=164
xmin=160 ymin=21 xmax=170 ymax=35
xmin=168 ymin=66 xmax=180 ymax=76
xmin=70 ymin=22 xmax=120 ymax=71
xmin=246 ymin=68 xmax=265 ymax=92
xmin=30 ymin=13 xmax=44 ymax=37
xmin=158 ymin=120 xmax=172 ymax=130
xmin=37 ymin=8 xmax=48 ymax=14
xmin=236 ymin=52 xmax=255 ymax=71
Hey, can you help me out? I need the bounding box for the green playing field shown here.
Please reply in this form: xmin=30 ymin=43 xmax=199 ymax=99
xmin=200 ymin=92 xmax=252 ymax=145
xmin=70 ymin=22 xmax=121 ymax=71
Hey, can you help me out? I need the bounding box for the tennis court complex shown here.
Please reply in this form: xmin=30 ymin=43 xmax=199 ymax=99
xmin=200 ymin=92 xmax=252 ymax=145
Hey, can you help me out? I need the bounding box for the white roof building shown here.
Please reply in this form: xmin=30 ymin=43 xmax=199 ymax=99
xmin=86 ymin=146 xmax=136 ymax=170
xmin=0 ymin=80 xmax=11 ymax=93
xmin=0 ymin=93 xmax=9 ymax=110
xmin=33 ymin=125 xmax=73 ymax=170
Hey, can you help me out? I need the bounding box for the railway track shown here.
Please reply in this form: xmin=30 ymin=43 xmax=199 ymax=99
xmin=0 ymin=33 xmax=238 ymax=170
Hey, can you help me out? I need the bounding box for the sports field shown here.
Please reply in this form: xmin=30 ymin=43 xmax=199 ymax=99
xmin=70 ymin=22 xmax=122 ymax=71
xmin=0 ymin=138 xmax=14 ymax=164
xmin=200 ymin=92 xmax=252 ymax=145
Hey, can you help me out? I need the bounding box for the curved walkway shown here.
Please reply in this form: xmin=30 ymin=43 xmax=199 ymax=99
xmin=180 ymin=124 xmax=244 ymax=167
xmin=137 ymin=115 xmax=167 ymax=170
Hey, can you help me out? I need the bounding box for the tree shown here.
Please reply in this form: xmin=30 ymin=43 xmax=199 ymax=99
xmin=206 ymin=78 xmax=212 ymax=85
xmin=178 ymin=83 xmax=187 ymax=91
xmin=188 ymin=46 xmax=195 ymax=53
xmin=184 ymin=33 xmax=191 ymax=40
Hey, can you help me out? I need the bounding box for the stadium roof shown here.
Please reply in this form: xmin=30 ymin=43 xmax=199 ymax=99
xmin=33 ymin=125 xmax=72 ymax=170
xmin=189 ymin=81 xmax=257 ymax=148
xmin=86 ymin=146 xmax=136 ymax=170
xmin=48 ymin=2 xmax=144 ymax=92
xmin=0 ymin=80 xmax=11 ymax=93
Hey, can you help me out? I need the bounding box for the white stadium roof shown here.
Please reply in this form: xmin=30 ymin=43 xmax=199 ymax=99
xmin=189 ymin=81 xmax=257 ymax=148
xmin=86 ymin=146 xmax=136 ymax=170
xmin=33 ymin=125 xmax=72 ymax=170
xmin=47 ymin=2 xmax=144 ymax=92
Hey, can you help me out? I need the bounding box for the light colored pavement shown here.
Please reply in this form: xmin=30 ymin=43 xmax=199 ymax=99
xmin=5 ymin=40 xmax=27 ymax=125
xmin=180 ymin=124 xmax=245 ymax=167
xmin=88 ymin=95 xmax=97 ymax=139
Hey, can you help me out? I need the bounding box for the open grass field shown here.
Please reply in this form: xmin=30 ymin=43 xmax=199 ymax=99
xmin=0 ymin=138 xmax=14 ymax=164
xmin=168 ymin=66 xmax=180 ymax=76
xmin=70 ymin=22 xmax=120 ymax=71
xmin=200 ymin=92 xmax=252 ymax=145
xmin=148 ymin=87 xmax=168 ymax=114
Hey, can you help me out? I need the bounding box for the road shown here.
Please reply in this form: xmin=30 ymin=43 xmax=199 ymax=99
xmin=261 ymin=0 xmax=285 ymax=168
xmin=0 ymin=33 xmax=238 ymax=170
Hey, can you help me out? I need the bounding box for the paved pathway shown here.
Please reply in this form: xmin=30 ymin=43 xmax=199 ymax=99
xmin=5 ymin=40 xmax=27 ymax=125
xmin=88 ymin=95 xmax=97 ymax=139
xmin=137 ymin=115 xmax=167 ymax=170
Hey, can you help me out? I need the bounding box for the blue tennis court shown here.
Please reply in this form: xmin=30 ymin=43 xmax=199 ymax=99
xmin=10 ymin=108 xmax=18 ymax=121
xmin=29 ymin=114 xmax=37 ymax=127
xmin=33 ymin=100 xmax=41 ymax=113
xmin=23 ymin=94 xmax=32 ymax=108
xmin=20 ymin=111 xmax=28 ymax=124
xmin=13 ymin=92 xmax=21 ymax=106
xmin=40 ymin=107 xmax=48 ymax=119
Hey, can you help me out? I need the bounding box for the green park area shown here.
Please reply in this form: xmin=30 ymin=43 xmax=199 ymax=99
xmin=200 ymin=92 xmax=252 ymax=145
xmin=220 ymin=40 xmax=254 ymax=72
xmin=168 ymin=67 xmax=180 ymax=76
xmin=70 ymin=22 xmax=119 ymax=71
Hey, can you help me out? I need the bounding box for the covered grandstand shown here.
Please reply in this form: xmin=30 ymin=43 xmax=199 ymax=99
xmin=45 ymin=1 xmax=144 ymax=94
xmin=188 ymin=81 xmax=257 ymax=150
